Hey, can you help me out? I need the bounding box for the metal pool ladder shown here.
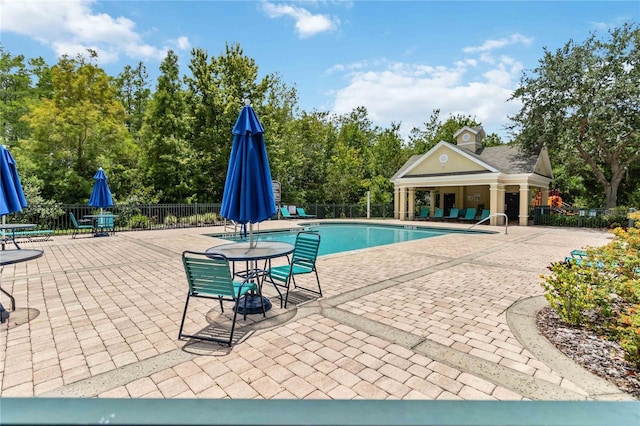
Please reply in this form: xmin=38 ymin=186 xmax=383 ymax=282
xmin=466 ymin=213 xmax=509 ymax=235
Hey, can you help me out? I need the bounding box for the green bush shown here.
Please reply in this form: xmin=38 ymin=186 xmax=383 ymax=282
xmin=541 ymin=212 xmax=640 ymax=366
xmin=128 ymin=214 xmax=149 ymax=229
xmin=164 ymin=214 xmax=178 ymax=226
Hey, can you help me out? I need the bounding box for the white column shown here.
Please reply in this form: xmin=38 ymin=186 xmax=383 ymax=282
xmin=429 ymin=191 xmax=436 ymax=215
xmin=399 ymin=187 xmax=406 ymax=221
xmin=519 ymin=184 xmax=530 ymax=226
xmin=408 ymin=187 xmax=415 ymax=220
xmin=394 ymin=187 xmax=401 ymax=219
xmin=489 ymin=183 xmax=505 ymax=226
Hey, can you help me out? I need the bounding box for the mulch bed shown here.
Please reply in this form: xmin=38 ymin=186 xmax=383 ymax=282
xmin=536 ymin=307 xmax=640 ymax=399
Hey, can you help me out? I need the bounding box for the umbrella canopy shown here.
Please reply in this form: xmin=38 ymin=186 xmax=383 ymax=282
xmin=88 ymin=167 xmax=113 ymax=209
xmin=220 ymin=105 xmax=276 ymax=225
xmin=0 ymin=145 xmax=28 ymax=216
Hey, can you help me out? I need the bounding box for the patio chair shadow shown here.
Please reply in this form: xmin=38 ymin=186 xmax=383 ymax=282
xmin=0 ymin=307 xmax=39 ymax=330
xmin=180 ymin=324 xmax=254 ymax=354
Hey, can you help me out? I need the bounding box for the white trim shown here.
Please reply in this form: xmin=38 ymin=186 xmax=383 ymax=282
xmin=396 ymin=141 xmax=499 ymax=179
xmin=453 ymin=126 xmax=479 ymax=138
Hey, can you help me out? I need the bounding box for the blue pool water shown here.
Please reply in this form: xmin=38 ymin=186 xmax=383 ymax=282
xmin=216 ymin=222 xmax=490 ymax=256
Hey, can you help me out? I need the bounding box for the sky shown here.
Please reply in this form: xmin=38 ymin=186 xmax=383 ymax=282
xmin=1 ymin=0 xmax=638 ymax=141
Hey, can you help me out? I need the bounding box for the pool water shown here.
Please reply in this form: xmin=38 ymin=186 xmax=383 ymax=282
xmin=217 ymin=222 xmax=487 ymax=256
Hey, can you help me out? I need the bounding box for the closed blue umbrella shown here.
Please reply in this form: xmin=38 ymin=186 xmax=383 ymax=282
xmin=0 ymin=145 xmax=28 ymax=216
xmin=88 ymin=167 xmax=113 ymax=211
xmin=220 ymin=104 xmax=276 ymax=246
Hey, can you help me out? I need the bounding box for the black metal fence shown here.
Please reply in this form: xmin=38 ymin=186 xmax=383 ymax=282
xmin=532 ymin=206 xmax=634 ymax=229
xmin=8 ymin=203 xmax=395 ymax=235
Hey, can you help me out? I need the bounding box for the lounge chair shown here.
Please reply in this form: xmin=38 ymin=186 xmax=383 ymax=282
xmin=179 ymin=251 xmax=265 ymax=346
xmin=262 ymin=231 xmax=322 ymax=308
xmin=429 ymin=208 xmax=444 ymax=221
xmin=458 ymin=208 xmax=477 ymax=222
xmin=280 ymin=206 xmax=295 ymax=219
xmin=70 ymin=212 xmax=94 ymax=238
xmin=477 ymin=209 xmax=490 ymax=222
xmin=296 ymin=208 xmax=316 ymax=218
xmin=415 ymin=209 xmax=429 ymax=220
xmin=443 ymin=208 xmax=460 ymax=221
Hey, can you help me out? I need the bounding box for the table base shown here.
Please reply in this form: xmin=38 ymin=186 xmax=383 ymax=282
xmin=235 ymin=295 xmax=272 ymax=314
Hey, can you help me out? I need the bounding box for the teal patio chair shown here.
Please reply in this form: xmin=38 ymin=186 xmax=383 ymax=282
xmin=96 ymin=214 xmax=115 ymax=236
xmin=479 ymin=209 xmax=491 ymax=221
xmin=263 ymin=231 xmax=322 ymax=308
xmin=429 ymin=208 xmax=444 ymax=221
xmin=459 ymin=208 xmax=477 ymax=222
xmin=415 ymin=209 xmax=429 ymax=220
xmin=179 ymin=251 xmax=264 ymax=346
xmin=280 ymin=206 xmax=295 ymax=219
xmin=70 ymin=212 xmax=94 ymax=239
xmin=296 ymin=207 xmax=316 ymax=218
xmin=443 ymin=208 xmax=460 ymax=221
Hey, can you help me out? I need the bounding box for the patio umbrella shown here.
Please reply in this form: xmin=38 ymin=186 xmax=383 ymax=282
xmin=88 ymin=167 xmax=113 ymax=215
xmin=220 ymin=103 xmax=276 ymax=247
xmin=1 ymin=145 xmax=28 ymax=248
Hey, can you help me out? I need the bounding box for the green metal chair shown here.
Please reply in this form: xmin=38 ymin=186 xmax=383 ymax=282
xmin=296 ymin=207 xmax=316 ymax=218
xmin=179 ymin=251 xmax=264 ymax=346
xmin=279 ymin=206 xmax=295 ymax=219
xmin=69 ymin=212 xmax=94 ymax=238
xmin=263 ymin=231 xmax=322 ymax=308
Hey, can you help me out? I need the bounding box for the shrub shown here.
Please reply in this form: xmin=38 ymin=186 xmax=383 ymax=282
xmin=614 ymin=304 xmax=640 ymax=365
xmin=164 ymin=214 xmax=178 ymax=226
xmin=128 ymin=214 xmax=149 ymax=229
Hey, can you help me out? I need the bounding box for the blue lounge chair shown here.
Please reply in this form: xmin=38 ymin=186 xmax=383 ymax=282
xmin=280 ymin=206 xmax=295 ymax=219
xmin=429 ymin=208 xmax=444 ymax=221
xmin=415 ymin=208 xmax=429 ymax=220
xmin=459 ymin=208 xmax=477 ymax=221
xmin=443 ymin=208 xmax=459 ymax=221
xmin=296 ymin=208 xmax=316 ymax=218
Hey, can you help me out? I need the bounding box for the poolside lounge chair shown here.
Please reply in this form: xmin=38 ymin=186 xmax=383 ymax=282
xmin=415 ymin=209 xmax=429 ymax=220
xmin=179 ymin=251 xmax=265 ymax=346
xmin=458 ymin=208 xmax=477 ymax=222
xmin=429 ymin=208 xmax=444 ymax=221
xmin=442 ymin=208 xmax=460 ymax=221
xmin=280 ymin=206 xmax=295 ymax=219
xmin=70 ymin=212 xmax=94 ymax=238
xmin=263 ymin=231 xmax=322 ymax=308
xmin=296 ymin=208 xmax=316 ymax=218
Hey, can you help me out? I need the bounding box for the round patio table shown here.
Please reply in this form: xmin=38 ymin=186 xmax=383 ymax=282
xmin=0 ymin=249 xmax=44 ymax=311
xmin=205 ymin=241 xmax=294 ymax=314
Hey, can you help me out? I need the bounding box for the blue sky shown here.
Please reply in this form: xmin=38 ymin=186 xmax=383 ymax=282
xmin=1 ymin=1 xmax=638 ymax=140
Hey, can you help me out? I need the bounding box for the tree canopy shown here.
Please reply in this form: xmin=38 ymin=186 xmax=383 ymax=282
xmin=509 ymin=22 xmax=640 ymax=208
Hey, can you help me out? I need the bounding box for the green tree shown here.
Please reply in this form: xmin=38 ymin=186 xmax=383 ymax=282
xmin=115 ymin=61 xmax=150 ymax=139
xmin=22 ymin=50 xmax=132 ymax=203
xmin=0 ymin=47 xmax=33 ymax=144
xmin=509 ymin=22 xmax=640 ymax=208
xmin=408 ymin=109 xmax=481 ymax=154
xmin=140 ymin=50 xmax=192 ymax=202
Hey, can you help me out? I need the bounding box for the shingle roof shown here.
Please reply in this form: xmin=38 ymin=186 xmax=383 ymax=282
xmin=471 ymin=145 xmax=538 ymax=174
xmin=391 ymin=154 xmax=421 ymax=180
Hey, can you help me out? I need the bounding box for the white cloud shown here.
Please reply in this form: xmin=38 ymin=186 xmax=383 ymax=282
xmin=0 ymin=0 xmax=186 ymax=64
xmin=330 ymin=57 xmax=523 ymax=140
xmin=261 ymin=2 xmax=338 ymax=38
xmin=463 ymin=33 xmax=534 ymax=53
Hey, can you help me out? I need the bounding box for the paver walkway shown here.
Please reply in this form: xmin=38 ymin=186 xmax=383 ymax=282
xmin=0 ymin=220 xmax=635 ymax=401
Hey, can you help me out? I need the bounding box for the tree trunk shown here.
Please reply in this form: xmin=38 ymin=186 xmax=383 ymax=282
xmin=604 ymin=178 xmax=621 ymax=209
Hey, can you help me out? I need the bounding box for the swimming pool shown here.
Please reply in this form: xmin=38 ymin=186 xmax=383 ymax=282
xmin=214 ymin=222 xmax=491 ymax=256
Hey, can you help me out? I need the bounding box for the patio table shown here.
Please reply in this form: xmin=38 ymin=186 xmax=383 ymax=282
xmin=205 ymin=241 xmax=294 ymax=314
xmin=0 ymin=248 xmax=43 ymax=311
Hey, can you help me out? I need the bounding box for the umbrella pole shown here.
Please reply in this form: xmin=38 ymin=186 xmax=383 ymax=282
xmin=249 ymin=223 xmax=254 ymax=248
xmin=1 ymin=215 xmax=5 ymax=250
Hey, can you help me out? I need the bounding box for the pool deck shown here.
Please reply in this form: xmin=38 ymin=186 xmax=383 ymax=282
xmin=0 ymin=219 xmax=636 ymax=401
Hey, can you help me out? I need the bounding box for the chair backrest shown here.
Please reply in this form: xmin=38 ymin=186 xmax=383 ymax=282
xmin=291 ymin=231 xmax=321 ymax=273
xmin=97 ymin=215 xmax=114 ymax=227
xmin=480 ymin=209 xmax=490 ymax=219
xmin=182 ymin=251 xmax=235 ymax=298
xmin=280 ymin=206 xmax=291 ymax=217
xmin=297 ymin=208 xmax=306 ymax=216
xmin=464 ymin=208 xmax=477 ymax=219
xmin=418 ymin=209 xmax=429 ymax=218
xmin=447 ymin=208 xmax=459 ymax=218
xmin=433 ymin=208 xmax=444 ymax=218
xmin=70 ymin=212 xmax=80 ymax=228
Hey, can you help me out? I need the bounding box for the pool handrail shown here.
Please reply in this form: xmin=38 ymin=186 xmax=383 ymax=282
xmin=467 ymin=213 xmax=508 ymax=235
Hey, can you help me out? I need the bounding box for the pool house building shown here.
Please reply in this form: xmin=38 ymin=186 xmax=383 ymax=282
xmin=391 ymin=126 xmax=553 ymax=226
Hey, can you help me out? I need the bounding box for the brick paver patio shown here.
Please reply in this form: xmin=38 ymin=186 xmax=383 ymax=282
xmin=0 ymin=219 xmax=634 ymax=401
